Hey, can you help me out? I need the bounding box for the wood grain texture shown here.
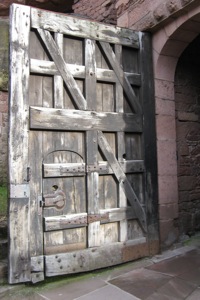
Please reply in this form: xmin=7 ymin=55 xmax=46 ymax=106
xmin=31 ymin=8 xmax=139 ymax=47
xmin=30 ymin=106 xmax=143 ymax=132
xmin=8 ymin=4 xmax=31 ymax=284
xmin=8 ymin=4 xmax=158 ymax=283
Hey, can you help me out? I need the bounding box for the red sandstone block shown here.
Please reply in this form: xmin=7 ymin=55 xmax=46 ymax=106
xmin=152 ymin=28 xmax=168 ymax=53
xmin=159 ymin=203 xmax=178 ymax=220
xmin=0 ymin=101 xmax=8 ymax=113
xmin=156 ymin=115 xmax=176 ymax=141
xmin=130 ymin=12 xmax=156 ymax=31
xmin=155 ymin=97 xmax=175 ymax=116
xmin=155 ymin=79 xmax=174 ymax=100
xmin=154 ymin=55 xmax=177 ymax=82
xmin=115 ymin=0 xmax=129 ymax=10
xmin=158 ymin=175 xmax=178 ymax=204
xmin=170 ymin=28 xmax=198 ymax=43
xmin=159 ymin=219 xmax=179 ymax=248
xmin=181 ymin=0 xmax=194 ymax=6
xmin=164 ymin=19 xmax=178 ymax=37
xmin=153 ymin=2 xmax=168 ymax=22
xmin=162 ymin=39 xmax=188 ymax=58
xmin=179 ymin=19 xmax=200 ymax=33
xmin=117 ymin=11 xmax=129 ymax=28
xmin=0 ymin=91 xmax=8 ymax=101
xmin=128 ymin=0 xmax=161 ymax=27
xmin=157 ymin=140 xmax=177 ymax=176
xmin=166 ymin=0 xmax=182 ymax=14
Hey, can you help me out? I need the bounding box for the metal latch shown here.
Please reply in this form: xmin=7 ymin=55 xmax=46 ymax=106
xmin=43 ymin=185 xmax=66 ymax=210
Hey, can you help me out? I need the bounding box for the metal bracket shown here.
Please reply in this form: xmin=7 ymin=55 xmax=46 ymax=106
xmin=43 ymin=189 xmax=66 ymax=210
xmin=86 ymin=163 xmax=108 ymax=173
xmin=87 ymin=213 xmax=109 ymax=223
xmin=60 ymin=163 xmax=85 ymax=175
xmin=10 ymin=184 xmax=30 ymax=198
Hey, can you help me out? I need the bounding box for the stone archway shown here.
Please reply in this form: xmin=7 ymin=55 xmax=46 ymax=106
xmin=152 ymin=8 xmax=200 ymax=248
xmin=175 ymin=34 xmax=200 ymax=237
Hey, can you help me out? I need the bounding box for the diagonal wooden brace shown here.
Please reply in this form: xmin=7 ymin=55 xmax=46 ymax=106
xmin=97 ymin=130 xmax=147 ymax=233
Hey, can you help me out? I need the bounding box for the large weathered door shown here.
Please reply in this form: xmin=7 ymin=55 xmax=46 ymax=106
xmin=8 ymin=4 xmax=159 ymax=284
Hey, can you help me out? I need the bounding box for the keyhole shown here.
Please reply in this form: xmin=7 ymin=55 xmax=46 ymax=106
xmin=52 ymin=185 xmax=58 ymax=191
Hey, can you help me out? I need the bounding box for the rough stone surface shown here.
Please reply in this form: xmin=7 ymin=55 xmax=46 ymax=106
xmin=116 ymin=0 xmax=197 ymax=31
xmin=0 ymin=0 xmax=74 ymax=16
xmin=175 ymin=34 xmax=200 ymax=236
xmin=73 ymin=0 xmax=117 ymax=24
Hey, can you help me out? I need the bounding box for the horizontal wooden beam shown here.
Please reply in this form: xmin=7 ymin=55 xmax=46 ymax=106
xmin=100 ymin=207 xmax=136 ymax=223
xmin=30 ymin=106 xmax=143 ymax=132
xmin=30 ymin=59 xmax=141 ymax=86
xmin=44 ymin=207 xmax=137 ymax=232
xmin=43 ymin=160 xmax=145 ymax=178
xmin=31 ymin=7 xmax=139 ymax=48
xmin=44 ymin=213 xmax=88 ymax=231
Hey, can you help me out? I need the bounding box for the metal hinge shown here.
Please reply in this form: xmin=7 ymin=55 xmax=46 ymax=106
xmin=27 ymin=167 xmax=31 ymax=182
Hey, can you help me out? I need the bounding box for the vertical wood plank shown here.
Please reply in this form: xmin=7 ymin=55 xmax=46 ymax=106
xmin=115 ymin=44 xmax=128 ymax=242
xmin=85 ymin=39 xmax=100 ymax=247
xmin=9 ymin=4 xmax=30 ymax=185
xmin=29 ymin=29 xmax=44 ymax=274
xmin=85 ymin=39 xmax=96 ymax=110
xmin=139 ymin=32 xmax=159 ymax=247
xmin=54 ymin=33 xmax=64 ymax=108
xmin=8 ymin=4 xmax=31 ymax=284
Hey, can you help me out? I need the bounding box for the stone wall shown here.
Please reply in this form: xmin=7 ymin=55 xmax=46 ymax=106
xmin=115 ymin=0 xmax=198 ymax=31
xmin=175 ymin=34 xmax=200 ymax=236
xmin=0 ymin=0 xmax=74 ymax=16
xmin=72 ymin=0 xmax=117 ymax=24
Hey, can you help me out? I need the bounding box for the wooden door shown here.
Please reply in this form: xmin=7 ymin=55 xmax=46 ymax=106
xmin=8 ymin=4 xmax=159 ymax=284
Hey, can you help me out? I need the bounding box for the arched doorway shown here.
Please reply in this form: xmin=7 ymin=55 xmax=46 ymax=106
xmin=175 ymin=34 xmax=200 ymax=237
xmin=152 ymin=12 xmax=200 ymax=248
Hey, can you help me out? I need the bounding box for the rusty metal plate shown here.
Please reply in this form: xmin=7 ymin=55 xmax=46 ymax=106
xmin=86 ymin=163 xmax=108 ymax=173
xmin=87 ymin=213 xmax=109 ymax=223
